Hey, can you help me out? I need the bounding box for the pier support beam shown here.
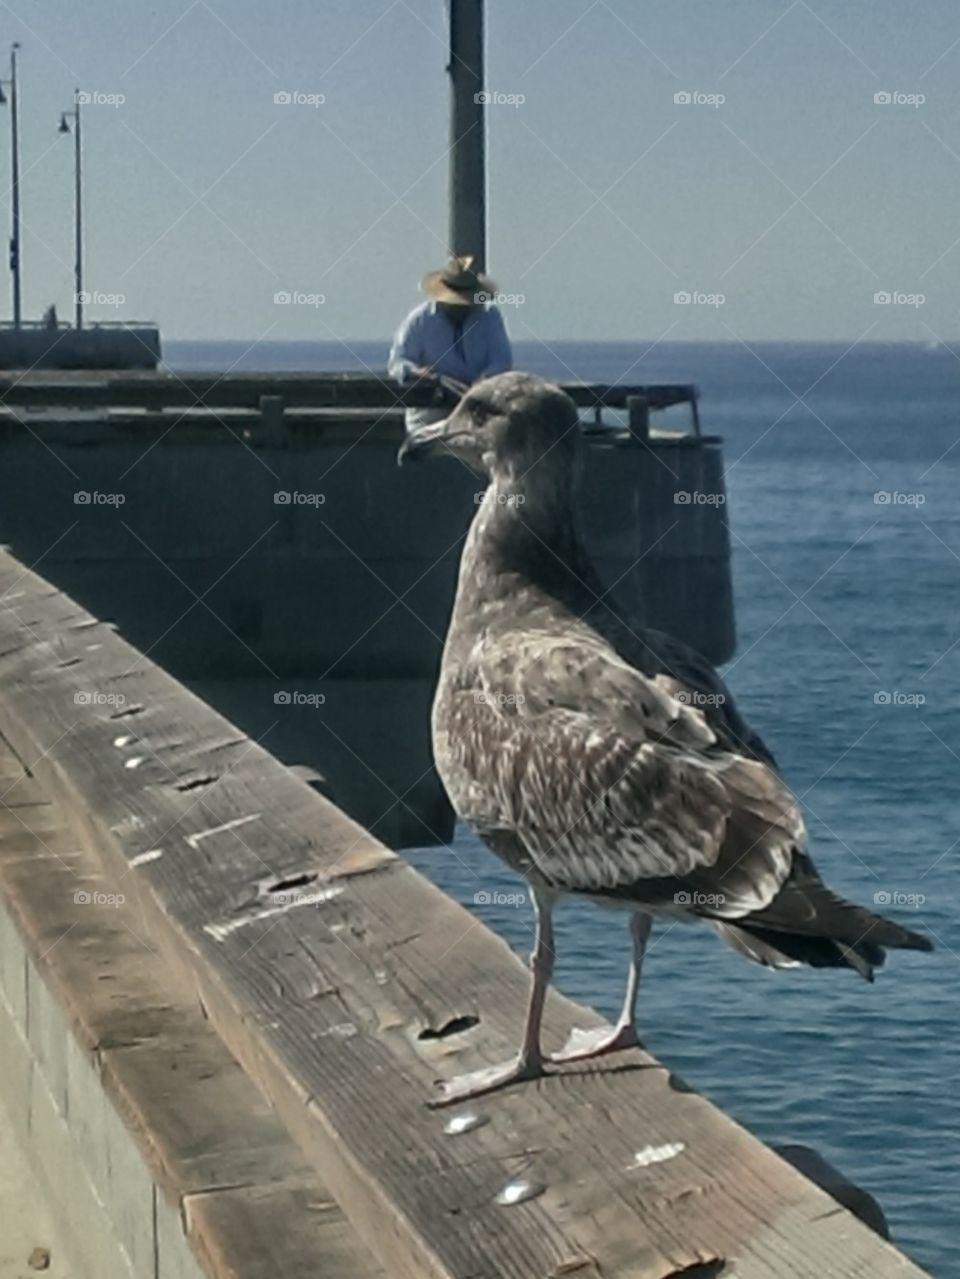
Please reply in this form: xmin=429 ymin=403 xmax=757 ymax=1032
xmin=627 ymin=394 xmax=650 ymax=443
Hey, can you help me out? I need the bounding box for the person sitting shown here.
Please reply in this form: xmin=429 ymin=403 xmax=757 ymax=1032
xmin=388 ymin=254 xmax=513 ymax=429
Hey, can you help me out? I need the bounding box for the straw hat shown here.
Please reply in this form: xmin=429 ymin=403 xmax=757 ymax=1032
xmin=421 ymin=254 xmax=498 ymax=305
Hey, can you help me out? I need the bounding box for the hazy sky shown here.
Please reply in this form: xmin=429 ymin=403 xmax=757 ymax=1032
xmin=5 ymin=0 xmax=960 ymax=342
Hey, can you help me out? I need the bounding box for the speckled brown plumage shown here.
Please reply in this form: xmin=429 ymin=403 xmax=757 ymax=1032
xmin=400 ymin=371 xmax=932 ymax=1105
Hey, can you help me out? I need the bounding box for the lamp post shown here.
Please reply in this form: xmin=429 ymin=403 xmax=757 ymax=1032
xmin=58 ymin=90 xmax=82 ymax=330
xmin=448 ymin=0 xmax=486 ymax=270
xmin=0 ymin=44 xmax=23 ymax=328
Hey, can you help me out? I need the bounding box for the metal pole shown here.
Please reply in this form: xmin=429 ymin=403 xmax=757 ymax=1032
xmin=10 ymin=43 xmax=20 ymax=328
xmin=447 ymin=0 xmax=485 ymax=270
xmin=74 ymin=90 xmax=82 ymax=330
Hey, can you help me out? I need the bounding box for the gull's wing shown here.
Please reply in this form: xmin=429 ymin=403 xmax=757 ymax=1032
xmin=630 ymin=624 xmax=779 ymax=769
xmin=545 ymin=553 xmax=779 ymax=767
xmin=444 ymin=627 xmax=802 ymax=910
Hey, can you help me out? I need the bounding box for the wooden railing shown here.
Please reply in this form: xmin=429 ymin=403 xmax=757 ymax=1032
xmin=0 ymin=548 xmax=932 ymax=1279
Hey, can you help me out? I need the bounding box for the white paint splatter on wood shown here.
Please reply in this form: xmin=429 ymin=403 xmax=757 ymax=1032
xmin=203 ymin=885 xmax=343 ymax=941
xmin=186 ymin=813 xmax=261 ymax=850
xmin=628 ymin=1142 xmax=685 ymax=1169
xmin=130 ymin=849 xmax=163 ymax=868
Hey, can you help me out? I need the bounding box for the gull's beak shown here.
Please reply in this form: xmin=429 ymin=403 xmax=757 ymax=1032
xmin=397 ymin=415 xmax=454 ymax=465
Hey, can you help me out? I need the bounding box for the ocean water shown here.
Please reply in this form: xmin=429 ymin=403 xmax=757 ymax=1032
xmin=169 ymin=339 xmax=959 ymax=1276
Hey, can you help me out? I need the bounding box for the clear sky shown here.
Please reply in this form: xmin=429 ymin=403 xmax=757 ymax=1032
xmin=4 ymin=0 xmax=960 ymax=342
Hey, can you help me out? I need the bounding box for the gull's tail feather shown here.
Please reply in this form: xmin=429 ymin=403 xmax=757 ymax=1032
xmin=714 ymin=853 xmax=933 ymax=981
xmin=713 ymin=920 xmax=887 ymax=981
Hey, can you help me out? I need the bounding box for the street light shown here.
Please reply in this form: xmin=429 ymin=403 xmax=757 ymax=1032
xmin=58 ymin=89 xmax=82 ymax=330
xmin=0 ymin=44 xmax=23 ymax=328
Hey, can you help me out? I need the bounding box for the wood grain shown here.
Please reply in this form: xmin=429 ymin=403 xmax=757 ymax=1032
xmin=0 ymin=733 xmax=385 ymax=1279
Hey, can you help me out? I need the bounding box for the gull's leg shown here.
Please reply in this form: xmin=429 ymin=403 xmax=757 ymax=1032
xmin=549 ymin=912 xmax=652 ymax=1064
xmin=428 ymin=886 xmax=555 ymax=1107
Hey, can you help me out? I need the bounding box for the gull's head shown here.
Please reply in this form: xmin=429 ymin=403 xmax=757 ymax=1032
xmin=398 ymin=371 xmax=581 ymax=481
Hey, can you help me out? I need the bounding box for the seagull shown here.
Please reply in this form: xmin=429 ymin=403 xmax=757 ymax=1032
xmin=399 ymin=371 xmax=933 ymax=1106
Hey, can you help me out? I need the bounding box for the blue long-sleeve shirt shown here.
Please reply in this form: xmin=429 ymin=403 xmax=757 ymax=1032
xmin=388 ymin=300 xmax=513 ymax=385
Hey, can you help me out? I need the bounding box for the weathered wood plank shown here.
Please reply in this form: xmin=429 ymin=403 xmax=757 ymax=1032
xmin=0 ymin=550 xmax=934 ymax=1279
xmin=0 ymin=733 xmax=385 ymax=1279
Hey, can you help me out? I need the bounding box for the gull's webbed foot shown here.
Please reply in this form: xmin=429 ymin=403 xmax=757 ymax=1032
xmin=548 ymin=1022 xmax=641 ymax=1065
xmin=427 ymin=1052 xmax=545 ymax=1107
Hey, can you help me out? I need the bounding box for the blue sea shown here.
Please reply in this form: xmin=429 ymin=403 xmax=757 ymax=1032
xmin=169 ymin=339 xmax=960 ymax=1276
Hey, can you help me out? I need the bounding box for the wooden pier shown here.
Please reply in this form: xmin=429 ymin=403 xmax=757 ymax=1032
xmin=0 ymin=546 xmax=934 ymax=1279
xmin=0 ymin=370 xmax=732 ymax=849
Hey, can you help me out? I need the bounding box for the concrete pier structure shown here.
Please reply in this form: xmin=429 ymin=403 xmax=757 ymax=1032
xmin=0 ymin=321 xmax=161 ymax=369
xmin=0 ymin=371 xmax=730 ymax=845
